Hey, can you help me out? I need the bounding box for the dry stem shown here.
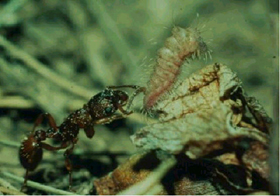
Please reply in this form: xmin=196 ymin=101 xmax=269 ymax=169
xmin=0 ymin=96 xmax=35 ymax=109
xmin=1 ymin=172 xmax=75 ymax=195
xmin=118 ymin=156 xmax=176 ymax=195
xmin=0 ymin=186 xmax=26 ymax=195
xmin=0 ymin=35 xmax=96 ymax=99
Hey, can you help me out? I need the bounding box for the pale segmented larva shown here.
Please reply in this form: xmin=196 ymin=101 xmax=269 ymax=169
xmin=143 ymin=26 xmax=209 ymax=110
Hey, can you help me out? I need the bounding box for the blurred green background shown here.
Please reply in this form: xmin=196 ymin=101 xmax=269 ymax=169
xmin=0 ymin=0 xmax=278 ymax=118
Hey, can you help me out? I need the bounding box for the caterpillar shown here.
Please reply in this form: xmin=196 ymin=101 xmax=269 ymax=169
xmin=143 ymin=26 xmax=210 ymax=110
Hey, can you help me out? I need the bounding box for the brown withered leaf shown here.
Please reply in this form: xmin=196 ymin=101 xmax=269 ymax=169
xmin=94 ymin=152 xmax=234 ymax=195
xmin=130 ymin=63 xmax=271 ymax=192
xmin=243 ymin=95 xmax=273 ymax=133
xmin=132 ymin=103 xmax=233 ymax=157
xmin=242 ymin=141 xmax=269 ymax=180
xmin=131 ymin=64 xmax=270 ymax=157
xmin=155 ymin=63 xmax=241 ymax=122
xmin=94 ymin=152 xmax=152 ymax=195
xmin=95 ymin=64 xmax=271 ymax=194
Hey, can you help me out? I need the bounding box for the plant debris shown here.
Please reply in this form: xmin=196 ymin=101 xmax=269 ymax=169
xmin=131 ymin=64 xmax=270 ymax=154
xmin=95 ymin=63 xmax=272 ymax=194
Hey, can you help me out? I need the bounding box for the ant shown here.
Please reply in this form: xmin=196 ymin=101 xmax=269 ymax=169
xmin=19 ymin=85 xmax=145 ymax=191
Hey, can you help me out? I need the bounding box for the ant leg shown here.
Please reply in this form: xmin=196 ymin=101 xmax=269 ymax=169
xmin=106 ymin=85 xmax=143 ymax=90
xmin=94 ymin=114 xmax=125 ymax=125
xmin=32 ymin=113 xmax=58 ymax=133
xmin=40 ymin=142 xmax=76 ymax=191
xmin=21 ymin=170 xmax=29 ymax=192
xmin=117 ymin=87 xmax=146 ymax=114
xmin=117 ymin=103 xmax=133 ymax=115
xmin=41 ymin=141 xmax=76 ymax=191
xmin=41 ymin=141 xmax=69 ymax=151
xmin=84 ymin=126 xmax=95 ymax=139
xmin=126 ymin=86 xmax=146 ymax=111
xmin=64 ymin=139 xmax=78 ymax=191
xmin=107 ymin=85 xmax=146 ymax=112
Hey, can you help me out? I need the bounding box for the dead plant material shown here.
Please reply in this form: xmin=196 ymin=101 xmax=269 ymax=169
xmin=94 ymin=65 xmax=271 ymax=195
xmin=94 ymin=152 xmax=233 ymax=195
xmin=131 ymin=64 xmax=270 ymax=154
xmin=1 ymin=171 xmax=75 ymax=195
xmin=94 ymin=64 xmax=271 ymax=194
xmin=129 ymin=63 xmax=270 ymax=193
xmin=0 ymin=186 xmax=26 ymax=195
xmin=94 ymin=152 xmax=152 ymax=195
xmin=242 ymin=141 xmax=269 ymax=180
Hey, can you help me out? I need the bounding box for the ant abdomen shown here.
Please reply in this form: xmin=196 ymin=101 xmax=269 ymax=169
xmin=19 ymin=135 xmax=43 ymax=171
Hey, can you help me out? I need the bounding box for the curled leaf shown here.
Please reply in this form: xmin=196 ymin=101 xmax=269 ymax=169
xmin=131 ymin=64 xmax=270 ymax=157
xmin=130 ymin=63 xmax=271 ymax=192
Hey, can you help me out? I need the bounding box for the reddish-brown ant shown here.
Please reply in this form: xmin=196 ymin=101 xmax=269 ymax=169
xmin=19 ymin=85 xmax=145 ymax=191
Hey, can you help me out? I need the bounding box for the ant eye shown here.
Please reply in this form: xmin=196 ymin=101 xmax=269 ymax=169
xmin=105 ymin=106 xmax=113 ymax=114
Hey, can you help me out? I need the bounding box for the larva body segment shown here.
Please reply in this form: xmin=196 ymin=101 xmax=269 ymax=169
xmin=143 ymin=26 xmax=209 ymax=110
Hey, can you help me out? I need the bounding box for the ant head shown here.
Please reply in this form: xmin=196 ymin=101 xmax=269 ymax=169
xmin=88 ymin=89 xmax=128 ymax=118
xmin=100 ymin=89 xmax=129 ymax=116
xmin=114 ymin=90 xmax=129 ymax=106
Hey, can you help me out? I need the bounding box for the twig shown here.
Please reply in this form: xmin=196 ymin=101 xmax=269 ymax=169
xmin=214 ymin=168 xmax=255 ymax=194
xmin=1 ymin=172 xmax=75 ymax=195
xmin=144 ymin=183 xmax=164 ymax=195
xmin=118 ymin=156 xmax=176 ymax=195
xmin=86 ymin=0 xmax=138 ymax=75
xmin=250 ymin=191 xmax=270 ymax=195
xmin=0 ymin=96 xmax=35 ymax=109
xmin=66 ymin=1 xmax=116 ymax=86
xmin=0 ymin=35 xmax=96 ymax=100
xmin=0 ymin=0 xmax=29 ymax=27
xmin=0 ymin=177 xmax=18 ymax=191
xmin=0 ymin=140 xmax=20 ymax=148
xmin=0 ymin=139 xmax=133 ymax=158
xmin=0 ymin=186 xmax=26 ymax=195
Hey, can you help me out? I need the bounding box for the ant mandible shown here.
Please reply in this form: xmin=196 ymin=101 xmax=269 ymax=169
xmin=19 ymin=85 xmax=146 ymax=191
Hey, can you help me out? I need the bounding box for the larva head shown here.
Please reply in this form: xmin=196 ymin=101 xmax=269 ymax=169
xmin=196 ymin=35 xmax=208 ymax=57
xmin=171 ymin=26 xmax=209 ymax=58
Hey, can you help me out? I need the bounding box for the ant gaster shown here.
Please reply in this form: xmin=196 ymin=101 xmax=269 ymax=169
xmin=19 ymin=85 xmax=145 ymax=191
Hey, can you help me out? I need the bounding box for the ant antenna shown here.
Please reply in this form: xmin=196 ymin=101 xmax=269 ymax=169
xmin=126 ymin=86 xmax=146 ymax=111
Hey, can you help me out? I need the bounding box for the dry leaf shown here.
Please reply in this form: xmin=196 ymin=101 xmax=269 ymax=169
xmin=130 ymin=63 xmax=271 ymax=192
xmin=95 ymin=64 xmax=271 ymax=194
xmin=94 ymin=152 xmax=234 ymax=195
xmin=131 ymin=64 xmax=270 ymax=157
